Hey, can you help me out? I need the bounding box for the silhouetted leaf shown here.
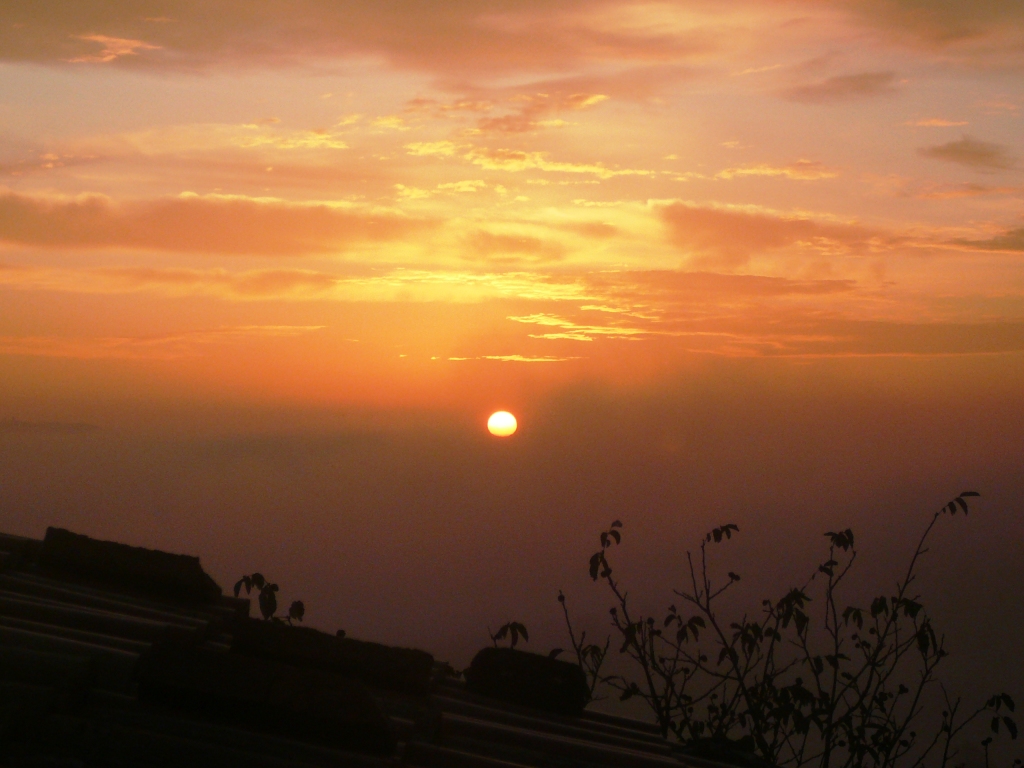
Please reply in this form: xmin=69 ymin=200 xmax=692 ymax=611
xmin=902 ymin=599 xmax=923 ymax=619
xmin=258 ymin=588 xmax=277 ymax=620
xmin=233 ymin=579 xmax=244 ymax=598
xmin=514 ymin=622 xmax=529 ymax=642
xmin=961 ymin=491 xmax=980 ymax=497
xmin=609 ymin=529 xmax=621 ymax=544
xmin=1003 ymin=694 xmax=1016 ymax=713
xmin=611 ymin=520 xmax=622 ymax=528
xmin=288 ymin=600 xmax=304 ymax=622
xmin=871 ymin=596 xmax=889 ymax=618
xmin=794 ymin=610 xmax=809 ymax=635
xmin=1006 ymin=718 xmax=1018 ymax=740
xmin=251 ymin=573 xmax=265 ymax=590
xmin=548 ymin=648 xmax=563 ymax=659
xmin=589 ymin=552 xmax=602 ymax=581
xmin=843 ymin=606 xmax=864 ymax=629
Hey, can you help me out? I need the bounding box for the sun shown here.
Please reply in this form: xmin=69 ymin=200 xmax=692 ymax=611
xmin=487 ymin=411 xmax=518 ymax=437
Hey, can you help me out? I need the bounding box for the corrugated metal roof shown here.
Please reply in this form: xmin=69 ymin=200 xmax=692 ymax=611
xmin=0 ymin=529 xmax=732 ymax=768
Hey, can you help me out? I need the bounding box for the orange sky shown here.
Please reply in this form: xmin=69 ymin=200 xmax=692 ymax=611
xmin=1 ymin=0 xmax=1023 ymax=696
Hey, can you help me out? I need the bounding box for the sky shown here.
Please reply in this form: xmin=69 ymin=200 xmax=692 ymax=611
xmin=1 ymin=0 xmax=1023 ymax=715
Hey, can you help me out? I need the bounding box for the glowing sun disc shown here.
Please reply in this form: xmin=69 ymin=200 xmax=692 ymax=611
xmin=487 ymin=411 xmax=518 ymax=437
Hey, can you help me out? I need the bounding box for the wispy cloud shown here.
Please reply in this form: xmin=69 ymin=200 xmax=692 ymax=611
xmin=0 ymin=326 xmax=324 ymax=361
xmin=448 ymin=354 xmax=581 ymax=362
xmin=904 ymin=118 xmax=968 ymax=127
xmin=465 ymin=231 xmax=567 ymax=263
xmin=780 ymin=71 xmax=898 ymax=103
xmin=0 ymin=191 xmax=433 ymax=256
xmin=918 ymin=136 xmax=1018 ymax=171
xmin=953 ymin=227 xmax=1024 ymax=252
xmin=68 ymin=35 xmax=161 ymax=64
xmin=660 ymin=203 xmax=876 ymax=266
xmin=507 ymin=313 xmax=648 ymax=342
xmin=404 ymin=141 xmax=655 ymax=179
xmin=716 ymin=160 xmax=838 ymax=181
xmin=474 ymin=92 xmax=608 ymax=134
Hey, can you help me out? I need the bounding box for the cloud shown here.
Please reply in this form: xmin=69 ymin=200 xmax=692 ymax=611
xmin=918 ymin=136 xmax=1018 ymax=170
xmin=98 ymin=267 xmax=344 ymax=297
xmin=404 ymin=141 xmax=655 ymax=179
xmin=0 ymin=0 xmax=721 ymax=76
xmin=904 ymin=118 xmax=969 ymax=126
xmin=371 ymin=116 xmax=411 ymax=131
xmin=448 ymin=355 xmax=580 ymax=362
xmin=466 ymin=231 xmax=567 ymax=263
xmin=437 ymin=180 xmax=487 ymax=193
xmin=507 ymin=313 xmax=648 ymax=342
xmin=845 ymin=0 xmax=1024 ymax=66
xmin=588 ymin=270 xmax=857 ymax=299
xmin=0 ymin=326 xmax=324 ymax=360
xmin=557 ymin=221 xmax=619 ymax=239
xmin=716 ymin=160 xmax=838 ymax=180
xmin=465 ymin=147 xmax=654 ymax=179
xmin=67 ymin=34 xmax=161 ymax=63
xmin=660 ymin=203 xmax=875 ymax=266
xmin=0 ymin=191 xmax=433 ymax=256
xmin=953 ymin=227 xmax=1024 ymax=252
xmin=780 ymin=71 xmax=898 ymax=102
xmin=911 ymin=182 xmax=1021 ymax=199
xmin=405 ymin=141 xmax=459 ymax=157
xmin=474 ymin=92 xmax=608 ymax=135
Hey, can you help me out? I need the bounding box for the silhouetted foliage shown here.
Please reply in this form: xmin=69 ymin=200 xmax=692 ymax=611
xmin=561 ymin=492 xmax=1019 ymax=768
xmin=490 ymin=620 xmax=529 ymax=649
xmin=234 ymin=572 xmax=304 ymax=624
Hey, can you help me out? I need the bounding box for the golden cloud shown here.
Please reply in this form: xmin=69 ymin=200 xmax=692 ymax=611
xmin=660 ymin=203 xmax=876 ymax=266
xmin=0 ymin=191 xmax=434 ymax=256
xmin=716 ymin=160 xmax=839 ymax=181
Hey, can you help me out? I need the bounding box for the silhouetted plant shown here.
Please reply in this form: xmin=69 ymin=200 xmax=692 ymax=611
xmin=234 ymin=572 xmax=304 ymax=624
xmin=561 ymin=493 xmax=1019 ymax=768
xmin=558 ymin=589 xmax=609 ymax=702
xmin=490 ymin=621 xmax=529 ymax=649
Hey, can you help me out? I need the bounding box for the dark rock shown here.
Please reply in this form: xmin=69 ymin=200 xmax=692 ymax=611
xmin=136 ymin=641 xmax=395 ymax=754
xmin=231 ymin=618 xmax=435 ymax=694
xmin=37 ymin=528 xmax=222 ymax=604
xmin=464 ymin=647 xmax=588 ymax=716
